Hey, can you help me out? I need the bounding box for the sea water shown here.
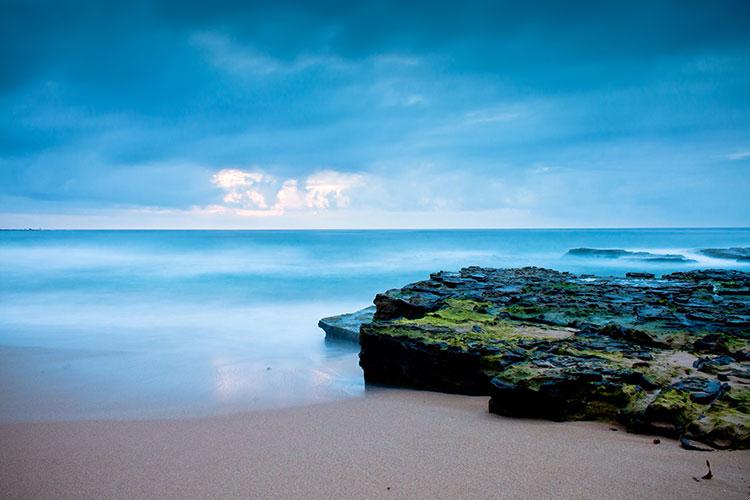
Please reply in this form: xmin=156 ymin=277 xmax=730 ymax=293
xmin=1 ymin=228 xmax=749 ymax=421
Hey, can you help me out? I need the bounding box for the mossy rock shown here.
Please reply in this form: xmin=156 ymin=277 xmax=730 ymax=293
xmin=347 ymin=266 xmax=750 ymax=448
xmin=687 ymin=387 xmax=750 ymax=448
xmin=646 ymin=388 xmax=703 ymax=429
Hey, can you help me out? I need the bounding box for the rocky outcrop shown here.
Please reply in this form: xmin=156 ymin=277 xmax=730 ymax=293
xmin=566 ymin=248 xmax=695 ymax=263
xmin=626 ymin=272 xmax=656 ymax=279
xmin=318 ymin=306 xmax=375 ymax=342
xmin=347 ymin=267 xmax=750 ymax=449
xmin=699 ymin=247 xmax=750 ymax=262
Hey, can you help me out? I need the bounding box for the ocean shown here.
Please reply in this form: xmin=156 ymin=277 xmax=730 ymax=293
xmin=1 ymin=228 xmax=749 ymax=421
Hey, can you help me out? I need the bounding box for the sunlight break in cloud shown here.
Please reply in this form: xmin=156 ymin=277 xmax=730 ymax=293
xmin=305 ymin=170 xmax=364 ymax=209
xmin=209 ymin=168 xmax=363 ymax=216
xmin=211 ymin=168 xmax=271 ymax=209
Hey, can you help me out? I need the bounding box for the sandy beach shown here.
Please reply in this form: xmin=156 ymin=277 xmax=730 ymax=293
xmin=1 ymin=388 xmax=747 ymax=500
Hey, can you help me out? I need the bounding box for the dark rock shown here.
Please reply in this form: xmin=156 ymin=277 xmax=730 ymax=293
xmin=692 ymin=355 xmax=735 ymax=374
xmin=328 ymin=266 xmax=750 ymax=449
xmin=699 ymin=247 xmax=750 ymax=262
xmin=488 ymin=373 xmax=630 ymax=422
xmin=566 ymin=248 xmax=695 ymax=263
xmin=670 ymin=377 xmax=725 ymax=404
xmin=680 ymin=436 xmax=714 ymax=452
xmin=662 ymin=269 xmax=750 ymax=283
xmin=595 ymin=323 xmax=665 ymax=348
xmin=359 ymin=322 xmax=490 ymax=395
xmin=627 ymin=272 xmax=655 ymax=279
xmin=318 ymin=306 xmax=376 ymax=342
xmin=373 ymin=291 xmax=444 ymax=320
xmin=693 ymin=334 xmax=747 ymax=356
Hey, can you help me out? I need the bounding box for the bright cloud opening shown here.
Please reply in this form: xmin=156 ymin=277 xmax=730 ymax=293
xmin=209 ymin=168 xmax=364 ymax=216
xmin=305 ymin=170 xmax=364 ymax=209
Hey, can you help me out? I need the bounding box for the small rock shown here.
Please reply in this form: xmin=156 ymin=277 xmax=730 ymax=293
xmin=626 ymin=272 xmax=656 ymax=279
xmin=680 ymin=436 xmax=714 ymax=452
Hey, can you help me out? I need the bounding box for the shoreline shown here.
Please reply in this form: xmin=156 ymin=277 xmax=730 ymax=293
xmin=2 ymin=388 xmax=747 ymax=500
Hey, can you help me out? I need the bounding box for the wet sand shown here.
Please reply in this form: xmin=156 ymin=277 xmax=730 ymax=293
xmin=1 ymin=389 xmax=748 ymax=499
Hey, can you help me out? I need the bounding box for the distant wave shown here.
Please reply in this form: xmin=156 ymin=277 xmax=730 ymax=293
xmin=698 ymin=247 xmax=750 ymax=262
xmin=565 ymin=248 xmax=695 ymax=263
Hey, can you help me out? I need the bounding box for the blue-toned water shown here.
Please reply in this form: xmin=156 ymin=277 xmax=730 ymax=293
xmin=1 ymin=229 xmax=749 ymax=421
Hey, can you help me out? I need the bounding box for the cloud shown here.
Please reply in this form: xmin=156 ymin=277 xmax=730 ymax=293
xmin=463 ymin=109 xmax=521 ymax=125
xmin=304 ymin=170 xmax=363 ymax=209
xmin=208 ymin=168 xmax=364 ymax=216
xmin=726 ymin=150 xmax=750 ymax=161
xmin=274 ymin=180 xmax=305 ymax=210
xmin=190 ymin=32 xmax=283 ymax=75
xmin=190 ymin=31 xmax=347 ymax=76
xmin=211 ymin=168 xmax=273 ymax=209
xmin=212 ymin=168 xmax=266 ymax=189
xmin=2 ymin=1 xmax=749 ymax=228
xmin=404 ymin=94 xmax=426 ymax=107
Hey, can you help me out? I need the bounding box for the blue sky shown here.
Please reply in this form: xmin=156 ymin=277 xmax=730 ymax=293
xmin=1 ymin=0 xmax=749 ymax=228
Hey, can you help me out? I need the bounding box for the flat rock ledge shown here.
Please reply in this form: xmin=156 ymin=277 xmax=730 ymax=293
xmin=323 ymin=267 xmax=750 ymax=449
xmin=319 ymin=306 xmax=376 ymax=342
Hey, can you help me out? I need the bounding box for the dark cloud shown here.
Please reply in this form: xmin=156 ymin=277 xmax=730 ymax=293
xmin=1 ymin=0 xmax=749 ymax=225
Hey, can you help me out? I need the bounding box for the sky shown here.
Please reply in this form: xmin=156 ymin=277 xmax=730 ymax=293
xmin=1 ymin=0 xmax=749 ymax=229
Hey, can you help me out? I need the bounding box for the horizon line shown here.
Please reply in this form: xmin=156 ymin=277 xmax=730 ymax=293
xmin=2 ymin=226 xmax=750 ymax=232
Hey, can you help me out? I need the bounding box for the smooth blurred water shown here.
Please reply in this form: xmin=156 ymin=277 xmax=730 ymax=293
xmin=1 ymin=228 xmax=749 ymax=421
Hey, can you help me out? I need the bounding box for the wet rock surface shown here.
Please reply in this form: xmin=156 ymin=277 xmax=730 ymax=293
xmin=318 ymin=306 xmax=376 ymax=342
xmin=347 ymin=267 xmax=750 ymax=449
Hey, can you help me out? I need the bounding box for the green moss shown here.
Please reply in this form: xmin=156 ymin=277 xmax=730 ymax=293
xmin=649 ymin=389 xmax=703 ymax=426
xmin=553 ymin=345 xmax=626 ymax=363
xmin=388 ymin=298 xmax=562 ymax=350
xmin=366 ymin=325 xmax=442 ymax=343
xmin=635 ymin=363 xmax=683 ymax=386
xmin=689 ymin=390 xmax=750 ymax=448
xmin=372 ymin=320 xmax=520 ymax=352
xmin=721 ymin=335 xmax=750 ymax=354
xmin=394 ymin=299 xmax=498 ymax=328
xmin=584 ymin=401 xmax=624 ymax=421
xmin=409 ymin=298 xmax=494 ymax=324
xmin=656 ymin=331 xmax=696 ymax=349
xmin=657 ymin=330 xmax=750 ymax=353
xmin=481 ymin=352 xmax=520 ymax=367
xmin=580 ymin=383 xmax=637 ymax=420
xmin=622 ymin=384 xmax=652 ymax=414
xmin=545 ymin=281 xmax=582 ymax=293
xmin=501 ymin=304 xmax=542 ymax=317
xmin=500 ymin=364 xmax=540 ymax=383
xmin=722 ymin=386 xmax=750 ymax=413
